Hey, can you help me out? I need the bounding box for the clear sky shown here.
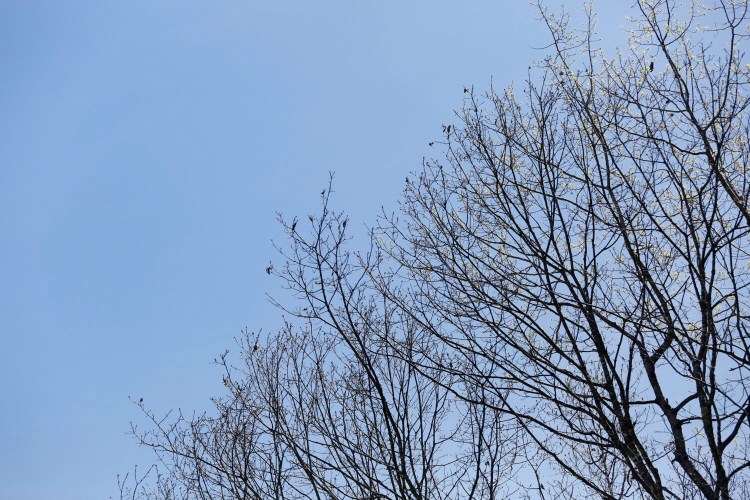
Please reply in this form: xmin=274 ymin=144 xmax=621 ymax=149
xmin=0 ymin=2 xmax=629 ymax=498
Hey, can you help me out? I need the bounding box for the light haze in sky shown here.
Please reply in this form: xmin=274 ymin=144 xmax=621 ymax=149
xmin=0 ymin=1 xmax=629 ymax=498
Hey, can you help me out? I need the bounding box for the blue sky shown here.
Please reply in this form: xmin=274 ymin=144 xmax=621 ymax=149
xmin=0 ymin=2 xmax=629 ymax=498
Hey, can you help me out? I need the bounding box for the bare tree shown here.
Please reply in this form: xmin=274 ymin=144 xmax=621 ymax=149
xmin=123 ymin=1 xmax=750 ymax=498
xmin=377 ymin=1 xmax=750 ymax=498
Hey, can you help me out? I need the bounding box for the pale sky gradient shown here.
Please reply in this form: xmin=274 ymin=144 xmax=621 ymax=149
xmin=0 ymin=2 xmax=629 ymax=498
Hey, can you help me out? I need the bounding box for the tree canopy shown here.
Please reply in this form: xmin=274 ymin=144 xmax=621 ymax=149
xmin=121 ymin=1 xmax=750 ymax=498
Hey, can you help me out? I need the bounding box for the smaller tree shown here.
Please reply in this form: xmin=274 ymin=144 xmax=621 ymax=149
xmin=121 ymin=193 xmax=524 ymax=500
